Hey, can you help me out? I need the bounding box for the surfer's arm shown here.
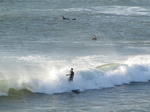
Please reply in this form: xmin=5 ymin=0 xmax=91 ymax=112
xmin=66 ymin=71 xmax=72 ymax=76
xmin=66 ymin=74 xmax=70 ymax=76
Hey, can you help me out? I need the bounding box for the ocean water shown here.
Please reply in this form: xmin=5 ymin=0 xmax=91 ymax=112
xmin=0 ymin=0 xmax=150 ymax=112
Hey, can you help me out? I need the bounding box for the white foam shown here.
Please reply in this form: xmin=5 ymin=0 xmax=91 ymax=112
xmin=0 ymin=55 xmax=150 ymax=95
xmin=92 ymin=6 xmax=150 ymax=16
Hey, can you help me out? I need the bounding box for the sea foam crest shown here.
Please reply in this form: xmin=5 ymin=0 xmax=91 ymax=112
xmin=91 ymin=6 xmax=150 ymax=16
xmin=0 ymin=55 xmax=150 ymax=96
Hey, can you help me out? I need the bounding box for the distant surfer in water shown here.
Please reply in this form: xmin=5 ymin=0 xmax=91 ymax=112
xmin=92 ymin=35 xmax=97 ymax=40
xmin=62 ymin=16 xmax=76 ymax=20
xmin=66 ymin=68 xmax=74 ymax=81
xmin=62 ymin=16 xmax=69 ymax=20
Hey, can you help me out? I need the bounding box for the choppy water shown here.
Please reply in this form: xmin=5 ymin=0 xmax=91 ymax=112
xmin=0 ymin=0 xmax=150 ymax=112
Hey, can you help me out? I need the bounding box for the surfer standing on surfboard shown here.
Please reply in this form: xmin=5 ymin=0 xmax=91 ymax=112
xmin=66 ymin=68 xmax=74 ymax=81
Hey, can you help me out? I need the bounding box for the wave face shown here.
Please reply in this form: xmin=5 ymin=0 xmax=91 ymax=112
xmin=0 ymin=55 xmax=150 ymax=96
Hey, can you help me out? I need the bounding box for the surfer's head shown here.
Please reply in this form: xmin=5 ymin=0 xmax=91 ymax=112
xmin=71 ymin=68 xmax=73 ymax=70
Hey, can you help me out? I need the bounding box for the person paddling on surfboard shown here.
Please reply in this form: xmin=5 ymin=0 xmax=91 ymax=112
xmin=62 ymin=16 xmax=76 ymax=20
xmin=62 ymin=16 xmax=69 ymax=20
xmin=66 ymin=68 xmax=74 ymax=81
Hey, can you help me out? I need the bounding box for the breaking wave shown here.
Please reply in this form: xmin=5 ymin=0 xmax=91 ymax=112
xmin=0 ymin=55 xmax=150 ymax=96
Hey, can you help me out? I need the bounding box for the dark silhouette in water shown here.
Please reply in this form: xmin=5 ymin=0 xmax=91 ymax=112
xmin=62 ymin=16 xmax=76 ymax=20
xmin=92 ymin=35 xmax=97 ymax=40
xmin=62 ymin=16 xmax=69 ymax=20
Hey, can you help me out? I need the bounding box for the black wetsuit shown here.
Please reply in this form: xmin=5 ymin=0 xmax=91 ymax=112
xmin=68 ymin=71 xmax=74 ymax=81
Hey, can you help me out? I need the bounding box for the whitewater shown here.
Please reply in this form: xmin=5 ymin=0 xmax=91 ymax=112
xmin=0 ymin=55 xmax=150 ymax=96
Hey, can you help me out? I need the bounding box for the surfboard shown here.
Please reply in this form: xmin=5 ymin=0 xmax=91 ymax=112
xmin=96 ymin=63 xmax=120 ymax=71
xmin=71 ymin=89 xmax=80 ymax=94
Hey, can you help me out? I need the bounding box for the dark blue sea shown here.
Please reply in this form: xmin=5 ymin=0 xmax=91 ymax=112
xmin=0 ymin=0 xmax=150 ymax=112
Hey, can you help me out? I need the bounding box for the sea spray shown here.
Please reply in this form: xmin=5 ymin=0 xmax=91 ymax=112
xmin=0 ymin=55 xmax=150 ymax=96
